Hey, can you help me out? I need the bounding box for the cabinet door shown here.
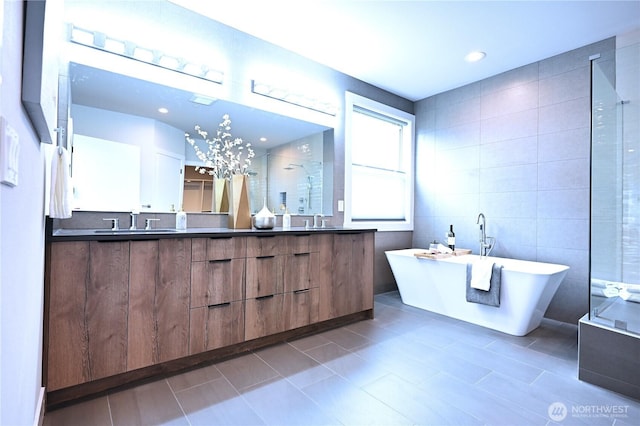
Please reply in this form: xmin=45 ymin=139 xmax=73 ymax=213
xmin=283 ymin=252 xmax=319 ymax=293
xmin=192 ymin=237 xmax=246 ymax=262
xmin=189 ymin=301 xmax=244 ymax=353
xmin=247 ymin=235 xmax=283 ymax=257
xmin=85 ymin=241 xmax=130 ymax=381
xmin=283 ymin=288 xmax=319 ymax=330
xmin=129 ymin=239 xmax=191 ymax=370
xmin=286 ymin=233 xmax=316 ymax=254
xmin=246 ymin=256 xmax=282 ymax=298
xmin=48 ymin=241 xmax=129 ymax=389
xmin=191 ymin=258 xmax=245 ymax=307
xmin=47 ymin=241 xmax=91 ymax=390
xmin=245 ymin=294 xmax=284 ymax=340
xmin=319 ymin=232 xmax=374 ymax=321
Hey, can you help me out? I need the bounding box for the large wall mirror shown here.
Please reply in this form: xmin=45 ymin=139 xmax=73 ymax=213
xmin=66 ymin=62 xmax=333 ymax=215
xmin=57 ymin=0 xmax=335 ymax=216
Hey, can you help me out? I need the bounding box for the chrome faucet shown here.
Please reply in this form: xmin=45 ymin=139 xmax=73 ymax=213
xmin=313 ymin=213 xmax=323 ymax=229
xmin=476 ymin=213 xmax=493 ymax=257
xmin=130 ymin=211 xmax=139 ymax=230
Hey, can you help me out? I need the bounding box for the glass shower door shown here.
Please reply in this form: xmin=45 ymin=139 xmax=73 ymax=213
xmin=590 ymin=58 xmax=640 ymax=335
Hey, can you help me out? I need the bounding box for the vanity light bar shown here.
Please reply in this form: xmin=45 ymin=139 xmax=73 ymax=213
xmin=251 ymin=80 xmax=338 ymax=116
xmin=68 ymin=24 xmax=224 ymax=84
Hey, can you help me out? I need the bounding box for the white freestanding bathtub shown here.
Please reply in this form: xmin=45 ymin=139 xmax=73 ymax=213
xmin=385 ymin=249 xmax=570 ymax=336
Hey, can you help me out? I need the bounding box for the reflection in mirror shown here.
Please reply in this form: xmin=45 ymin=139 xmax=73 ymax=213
xmin=67 ymin=62 xmax=333 ymax=215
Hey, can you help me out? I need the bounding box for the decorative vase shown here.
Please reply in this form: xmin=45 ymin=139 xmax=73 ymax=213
xmin=213 ymin=178 xmax=229 ymax=213
xmin=228 ymin=174 xmax=251 ymax=229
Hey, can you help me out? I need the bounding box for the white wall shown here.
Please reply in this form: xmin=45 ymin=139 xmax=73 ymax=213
xmin=1 ymin=1 xmax=47 ymax=425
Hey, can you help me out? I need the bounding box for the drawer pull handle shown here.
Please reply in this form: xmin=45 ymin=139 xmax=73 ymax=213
xmin=209 ymin=258 xmax=232 ymax=263
xmin=293 ymin=289 xmax=310 ymax=294
xmin=256 ymin=255 xmax=275 ymax=259
xmin=294 ymin=252 xmax=310 ymax=257
xmin=256 ymin=235 xmax=276 ymax=239
xmin=207 ymin=302 xmax=231 ymax=309
xmin=256 ymin=294 xmax=275 ymax=300
xmin=210 ymin=236 xmax=233 ymax=240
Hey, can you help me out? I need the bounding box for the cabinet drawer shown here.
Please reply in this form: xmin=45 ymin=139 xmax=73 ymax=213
xmin=245 ymin=294 xmax=284 ymax=340
xmin=191 ymin=258 xmax=244 ymax=307
xmin=192 ymin=237 xmax=246 ymax=261
xmin=283 ymin=252 xmax=319 ymax=293
xmin=285 ymin=234 xmax=318 ymax=254
xmin=247 ymin=235 xmax=283 ymax=257
xmin=246 ymin=255 xmax=283 ymax=298
xmin=189 ymin=301 xmax=244 ymax=354
xmin=283 ymin=288 xmax=319 ymax=331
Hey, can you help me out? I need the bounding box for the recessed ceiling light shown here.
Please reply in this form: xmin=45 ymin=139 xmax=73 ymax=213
xmin=158 ymin=107 xmax=168 ymax=114
xmin=465 ymin=51 xmax=486 ymax=63
xmin=260 ymin=137 xmax=267 ymax=142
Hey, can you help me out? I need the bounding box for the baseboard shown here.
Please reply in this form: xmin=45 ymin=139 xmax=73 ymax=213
xmin=33 ymin=387 xmax=45 ymax=426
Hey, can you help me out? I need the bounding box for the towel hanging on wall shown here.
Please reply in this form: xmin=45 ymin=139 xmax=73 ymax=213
xmin=49 ymin=147 xmax=73 ymax=219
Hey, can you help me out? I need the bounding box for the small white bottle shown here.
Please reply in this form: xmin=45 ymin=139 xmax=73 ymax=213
xmin=282 ymin=208 xmax=291 ymax=230
xmin=176 ymin=210 xmax=187 ymax=230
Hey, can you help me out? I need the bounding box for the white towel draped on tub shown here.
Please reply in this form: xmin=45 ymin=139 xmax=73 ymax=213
xmin=471 ymin=258 xmax=494 ymax=291
xmin=50 ymin=147 xmax=73 ymax=219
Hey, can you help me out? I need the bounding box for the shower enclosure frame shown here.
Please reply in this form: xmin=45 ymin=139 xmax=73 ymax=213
xmin=578 ymin=46 xmax=640 ymax=401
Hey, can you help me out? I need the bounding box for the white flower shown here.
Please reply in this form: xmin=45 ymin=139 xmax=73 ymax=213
xmin=185 ymin=114 xmax=255 ymax=179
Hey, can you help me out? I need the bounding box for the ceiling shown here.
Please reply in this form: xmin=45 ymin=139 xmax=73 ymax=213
xmin=171 ymin=0 xmax=640 ymax=101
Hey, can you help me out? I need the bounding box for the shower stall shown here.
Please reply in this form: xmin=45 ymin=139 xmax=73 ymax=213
xmin=579 ymin=37 xmax=640 ymax=399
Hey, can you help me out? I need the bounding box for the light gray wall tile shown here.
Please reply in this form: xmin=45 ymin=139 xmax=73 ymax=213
xmin=537 ymin=218 xmax=589 ymax=250
xmin=435 ymin=81 xmax=481 ymax=108
xmin=538 ymin=97 xmax=590 ymax=134
xmin=435 ymin=145 xmax=479 ymax=173
xmin=433 ymin=193 xmax=480 ymax=218
xmin=537 ymin=189 xmax=590 ymax=219
xmin=545 ymin=276 xmax=588 ymax=323
xmin=490 ymin=217 xmax=537 ymax=245
xmin=480 ymin=137 xmax=537 ymax=168
xmin=539 ymin=67 xmax=590 ymax=107
xmin=538 ymin=128 xmax=590 ymax=162
xmin=538 ymin=247 xmax=590 ymax=283
xmin=481 ymin=80 xmax=539 ymax=120
xmin=480 ymin=108 xmax=538 ymax=144
xmin=537 ymin=158 xmax=590 ymax=190
xmin=480 ymin=164 xmax=537 ymax=193
xmin=479 ymin=191 xmax=538 ymax=219
xmin=435 ymin=122 xmax=480 ymax=150
xmin=482 ymin=62 xmax=539 ymax=96
xmin=375 ymin=231 xmax=413 ymax=293
xmin=435 ymin=97 xmax=481 ymax=129
xmin=538 ymin=37 xmax=615 ymax=78
xmin=496 ymin=243 xmax=538 ymax=263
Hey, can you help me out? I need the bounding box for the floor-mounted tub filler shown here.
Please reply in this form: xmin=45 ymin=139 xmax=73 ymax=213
xmin=385 ymin=249 xmax=570 ymax=336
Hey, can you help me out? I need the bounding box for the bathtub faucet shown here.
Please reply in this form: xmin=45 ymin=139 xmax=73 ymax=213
xmin=476 ymin=213 xmax=494 ymax=256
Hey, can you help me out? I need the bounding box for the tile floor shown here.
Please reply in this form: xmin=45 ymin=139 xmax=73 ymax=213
xmin=44 ymin=291 xmax=640 ymax=426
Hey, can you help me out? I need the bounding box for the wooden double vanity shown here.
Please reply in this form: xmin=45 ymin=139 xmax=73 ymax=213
xmin=44 ymin=227 xmax=374 ymax=409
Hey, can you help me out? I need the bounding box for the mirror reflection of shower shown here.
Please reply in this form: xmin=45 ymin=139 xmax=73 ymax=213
xmin=284 ymin=163 xmax=313 ymax=214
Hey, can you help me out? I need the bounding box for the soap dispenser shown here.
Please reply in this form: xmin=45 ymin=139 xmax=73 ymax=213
xmin=176 ymin=209 xmax=187 ymax=230
xmin=282 ymin=208 xmax=291 ymax=230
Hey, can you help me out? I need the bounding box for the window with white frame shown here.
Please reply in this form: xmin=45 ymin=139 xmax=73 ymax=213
xmin=344 ymin=92 xmax=414 ymax=231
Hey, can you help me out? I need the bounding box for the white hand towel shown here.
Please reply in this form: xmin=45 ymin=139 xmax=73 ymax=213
xmin=471 ymin=259 xmax=494 ymax=291
xmin=50 ymin=147 xmax=73 ymax=219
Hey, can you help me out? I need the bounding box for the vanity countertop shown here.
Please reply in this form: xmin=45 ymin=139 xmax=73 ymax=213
xmin=49 ymin=226 xmax=376 ymax=242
